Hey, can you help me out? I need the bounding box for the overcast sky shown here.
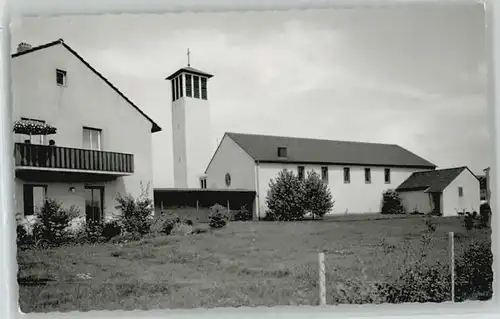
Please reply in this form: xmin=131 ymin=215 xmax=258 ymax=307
xmin=11 ymin=4 xmax=488 ymax=187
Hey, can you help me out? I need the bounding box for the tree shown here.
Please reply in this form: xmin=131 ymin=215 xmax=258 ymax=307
xmin=303 ymin=170 xmax=334 ymax=219
xmin=265 ymin=169 xmax=306 ymax=221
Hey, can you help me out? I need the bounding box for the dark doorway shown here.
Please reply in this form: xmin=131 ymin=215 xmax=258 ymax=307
xmin=85 ymin=186 xmax=104 ymax=223
xmin=431 ymin=192 xmax=441 ymax=214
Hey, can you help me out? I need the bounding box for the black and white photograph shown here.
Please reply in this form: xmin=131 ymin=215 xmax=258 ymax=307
xmin=11 ymin=3 xmax=492 ymax=312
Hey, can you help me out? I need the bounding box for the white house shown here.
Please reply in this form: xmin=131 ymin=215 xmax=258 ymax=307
xmin=166 ymin=64 xmax=215 ymax=189
xmin=205 ymin=132 xmax=437 ymax=219
xmin=11 ymin=39 xmax=161 ymax=223
xmin=396 ymin=166 xmax=481 ymax=217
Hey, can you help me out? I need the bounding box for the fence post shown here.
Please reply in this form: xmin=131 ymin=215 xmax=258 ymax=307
xmin=449 ymin=231 xmax=455 ymax=302
xmin=318 ymin=252 xmax=326 ymax=306
xmin=196 ymin=200 xmax=199 ymax=212
xmin=227 ymin=200 xmax=230 ymax=213
xmin=160 ymin=201 xmax=164 ymax=211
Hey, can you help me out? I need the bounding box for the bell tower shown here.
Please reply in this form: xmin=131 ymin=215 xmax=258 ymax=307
xmin=166 ymin=50 xmax=214 ymax=189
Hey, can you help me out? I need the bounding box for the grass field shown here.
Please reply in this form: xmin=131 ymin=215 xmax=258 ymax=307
xmin=17 ymin=215 xmax=490 ymax=312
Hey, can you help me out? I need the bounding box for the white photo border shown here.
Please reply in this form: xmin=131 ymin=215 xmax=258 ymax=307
xmin=0 ymin=0 xmax=497 ymax=318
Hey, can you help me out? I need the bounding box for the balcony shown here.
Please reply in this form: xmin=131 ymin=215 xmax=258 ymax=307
xmin=14 ymin=143 xmax=134 ymax=182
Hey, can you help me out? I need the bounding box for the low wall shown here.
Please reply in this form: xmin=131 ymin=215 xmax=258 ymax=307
xmin=153 ymin=188 xmax=256 ymax=222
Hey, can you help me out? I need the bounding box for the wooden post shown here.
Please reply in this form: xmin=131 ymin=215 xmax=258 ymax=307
xmin=318 ymin=252 xmax=326 ymax=306
xmin=160 ymin=201 xmax=164 ymax=212
xmin=449 ymin=232 xmax=455 ymax=302
xmin=227 ymin=200 xmax=230 ymax=213
xmin=196 ymin=200 xmax=199 ymax=212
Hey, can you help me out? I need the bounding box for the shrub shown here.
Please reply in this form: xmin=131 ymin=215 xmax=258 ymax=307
xmin=234 ymin=205 xmax=252 ymax=221
xmin=424 ymin=218 xmax=437 ymax=233
xmin=380 ymin=190 xmax=404 ymax=215
xmin=16 ymin=223 xmax=33 ymax=247
xmin=464 ymin=212 xmax=474 ymax=230
xmin=161 ymin=219 xmax=177 ymax=235
xmin=455 ymin=241 xmax=493 ymax=301
xmin=332 ymin=264 xmax=386 ymax=304
xmin=85 ymin=219 xmax=103 ymax=242
xmin=170 ymin=223 xmax=193 ymax=236
xmin=32 ymin=199 xmax=79 ymax=246
xmin=303 ymin=170 xmax=334 ymax=219
xmin=479 ymin=203 xmax=491 ymax=229
xmin=380 ymin=261 xmax=451 ymax=303
xmin=101 ymin=220 xmax=122 ymax=240
xmin=265 ymin=169 xmax=306 ymax=221
xmin=208 ymin=204 xmax=230 ymax=229
xmin=115 ymin=183 xmax=154 ymax=237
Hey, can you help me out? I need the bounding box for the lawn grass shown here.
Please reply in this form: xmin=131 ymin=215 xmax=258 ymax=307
xmin=17 ymin=215 xmax=490 ymax=312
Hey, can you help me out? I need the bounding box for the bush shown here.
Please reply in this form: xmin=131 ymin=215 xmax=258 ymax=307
xmin=303 ymin=170 xmax=334 ymax=219
xmin=455 ymin=241 xmax=493 ymax=301
xmin=464 ymin=212 xmax=474 ymax=230
xmin=32 ymin=199 xmax=79 ymax=246
xmin=234 ymin=205 xmax=252 ymax=221
xmin=115 ymin=183 xmax=154 ymax=237
xmin=380 ymin=261 xmax=451 ymax=303
xmin=380 ymin=190 xmax=404 ymax=215
xmin=101 ymin=220 xmax=122 ymax=240
xmin=208 ymin=204 xmax=230 ymax=229
xmin=161 ymin=219 xmax=177 ymax=235
xmin=16 ymin=223 xmax=33 ymax=247
xmin=170 ymin=223 xmax=193 ymax=236
xmin=265 ymin=169 xmax=306 ymax=221
xmin=479 ymin=203 xmax=491 ymax=229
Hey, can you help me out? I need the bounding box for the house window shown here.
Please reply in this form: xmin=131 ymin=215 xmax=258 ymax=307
xmin=298 ymin=166 xmax=305 ymax=180
xmin=365 ymin=168 xmax=371 ymax=183
xmin=458 ymin=186 xmax=464 ymax=197
xmin=201 ymin=77 xmax=207 ymax=100
xmin=20 ymin=117 xmax=45 ymax=145
xmin=200 ymin=177 xmax=207 ymax=189
xmin=277 ymin=147 xmax=287 ymax=158
xmin=321 ymin=166 xmax=329 ymax=182
xmin=179 ymin=75 xmax=183 ymax=98
xmin=83 ymin=127 xmax=101 ymax=150
xmin=23 ymin=184 xmax=47 ymax=216
xmin=186 ymin=74 xmax=192 ymax=97
xmin=344 ymin=167 xmax=350 ymax=184
xmin=56 ymin=69 xmax=67 ymax=86
xmin=384 ymin=168 xmax=391 ymax=184
xmin=171 ymin=79 xmax=176 ymax=101
xmin=193 ymin=75 xmax=200 ymax=98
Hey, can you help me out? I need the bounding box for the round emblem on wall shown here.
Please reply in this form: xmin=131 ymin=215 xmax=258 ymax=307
xmin=225 ymin=173 xmax=231 ymax=187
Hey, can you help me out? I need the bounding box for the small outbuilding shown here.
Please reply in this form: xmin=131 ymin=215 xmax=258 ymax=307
xmin=396 ymin=166 xmax=480 ymax=217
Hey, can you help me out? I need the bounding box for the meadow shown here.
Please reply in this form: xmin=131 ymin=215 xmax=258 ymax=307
xmin=17 ymin=215 xmax=489 ymax=312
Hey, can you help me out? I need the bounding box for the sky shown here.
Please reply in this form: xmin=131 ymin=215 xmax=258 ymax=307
xmin=10 ymin=4 xmax=489 ymax=187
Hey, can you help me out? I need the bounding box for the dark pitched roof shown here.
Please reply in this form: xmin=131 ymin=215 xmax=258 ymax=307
xmin=396 ymin=166 xmax=472 ymax=193
xmin=12 ymin=39 xmax=162 ymax=133
xmin=223 ymin=132 xmax=437 ymax=169
xmin=165 ymin=66 xmax=214 ymax=80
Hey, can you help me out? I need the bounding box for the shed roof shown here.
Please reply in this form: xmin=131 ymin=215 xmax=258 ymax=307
xmin=396 ymin=166 xmax=472 ymax=193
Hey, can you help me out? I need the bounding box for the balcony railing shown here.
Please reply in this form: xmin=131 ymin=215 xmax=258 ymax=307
xmin=14 ymin=143 xmax=134 ymax=174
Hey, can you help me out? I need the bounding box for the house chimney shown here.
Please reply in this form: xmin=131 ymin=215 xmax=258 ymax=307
xmin=17 ymin=42 xmax=32 ymax=53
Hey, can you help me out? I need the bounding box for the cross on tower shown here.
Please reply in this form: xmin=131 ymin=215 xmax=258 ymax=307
xmin=187 ymin=48 xmax=191 ymax=67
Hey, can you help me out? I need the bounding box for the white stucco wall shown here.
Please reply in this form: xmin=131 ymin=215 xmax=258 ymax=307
xmin=12 ymin=44 xmax=155 ymax=217
xmin=205 ymin=135 xmax=256 ymax=191
xmin=256 ymin=164 xmax=427 ymax=218
xmin=442 ymin=169 xmax=480 ymax=217
xmin=171 ymin=73 xmax=213 ymax=189
xmin=399 ymin=190 xmax=434 ymax=214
